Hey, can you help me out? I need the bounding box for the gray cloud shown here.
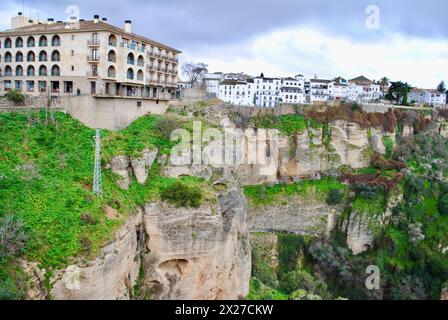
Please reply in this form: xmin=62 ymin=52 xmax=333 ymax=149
xmin=4 ymin=0 xmax=447 ymax=52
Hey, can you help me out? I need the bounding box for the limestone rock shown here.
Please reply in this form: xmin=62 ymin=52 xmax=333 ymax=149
xmin=130 ymin=148 xmax=158 ymax=184
xmin=111 ymin=155 xmax=132 ymax=190
xmin=346 ymin=211 xmax=375 ymax=255
xmin=50 ymin=210 xmax=144 ymax=300
xmin=248 ymin=197 xmax=343 ymax=237
xmin=142 ymin=189 xmax=250 ymax=300
xmin=19 ymin=260 xmax=47 ymax=300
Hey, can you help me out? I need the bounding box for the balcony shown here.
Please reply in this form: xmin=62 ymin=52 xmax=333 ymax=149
xmin=87 ymin=39 xmax=101 ymax=47
xmin=87 ymin=55 xmax=100 ymax=63
xmin=86 ymin=71 xmax=99 ymax=78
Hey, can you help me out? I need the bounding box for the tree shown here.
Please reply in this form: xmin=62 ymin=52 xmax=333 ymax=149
xmin=181 ymin=62 xmax=208 ymax=87
xmin=380 ymin=77 xmax=390 ymax=92
xmin=437 ymin=81 xmax=446 ymax=93
xmin=385 ymin=81 xmax=412 ymax=105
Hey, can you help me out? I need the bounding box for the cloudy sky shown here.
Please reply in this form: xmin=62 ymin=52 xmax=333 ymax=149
xmin=1 ymin=0 xmax=447 ymax=87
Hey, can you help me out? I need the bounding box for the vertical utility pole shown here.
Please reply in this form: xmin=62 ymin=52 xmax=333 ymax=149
xmin=93 ymin=129 xmax=102 ymax=196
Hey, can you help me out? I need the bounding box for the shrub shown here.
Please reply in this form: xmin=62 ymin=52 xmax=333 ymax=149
xmin=0 ymin=214 xmax=28 ymax=260
xmin=154 ymin=117 xmax=180 ymax=140
xmin=438 ymin=194 xmax=448 ymax=216
xmin=0 ymin=277 xmax=25 ymax=300
xmin=5 ymin=90 xmax=26 ymax=104
xmin=326 ymin=189 xmax=344 ymax=205
xmin=161 ymin=181 xmax=203 ymax=208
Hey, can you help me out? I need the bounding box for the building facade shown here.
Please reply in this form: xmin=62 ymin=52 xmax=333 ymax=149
xmin=0 ymin=13 xmax=181 ymax=100
xmin=409 ymin=89 xmax=447 ymax=106
xmin=280 ymin=76 xmax=306 ymax=104
xmin=254 ymin=76 xmax=281 ymax=107
xmin=348 ymin=76 xmax=381 ymax=103
xmin=217 ymin=79 xmax=255 ymax=106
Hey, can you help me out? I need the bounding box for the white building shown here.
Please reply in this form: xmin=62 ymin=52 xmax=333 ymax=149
xmin=218 ymin=79 xmax=255 ymax=106
xmin=331 ymin=77 xmax=348 ymax=100
xmin=309 ymin=79 xmax=333 ymax=103
xmin=280 ymin=76 xmax=306 ymax=104
xmin=409 ymin=89 xmax=447 ymax=106
xmin=348 ymin=76 xmax=382 ymax=103
xmin=202 ymin=72 xmax=224 ymax=98
xmin=254 ymin=75 xmax=281 ymax=107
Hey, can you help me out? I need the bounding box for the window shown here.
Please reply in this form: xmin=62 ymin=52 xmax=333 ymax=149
xmin=137 ymin=55 xmax=144 ymax=66
xmin=91 ymin=49 xmax=99 ymax=61
xmin=4 ymin=80 xmax=12 ymax=91
xmin=15 ymin=80 xmax=23 ymax=91
xmin=16 ymin=65 xmax=23 ymax=76
xmin=108 ymin=50 xmax=116 ymax=62
xmin=27 ymin=66 xmax=35 ymax=76
xmin=127 ymin=53 xmax=135 ymax=65
xmin=51 ymin=35 xmax=61 ymax=46
xmin=137 ymin=70 xmax=144 ymax=81
xmin=38 ymin=81 xmax=47 ymax=92
xmin=27 ymin=36 xmax=35 ymax=47
xmin=4 ymin=52 xmax=12 ymax=63
xmin=109 ymin=34 xmax=117 ymax=46
xmin=5 ymin=65 xmax=12 ymax=76
xmin=27 ymin=51 xmax=35 ymax=62
xmin=39 ymin=36 xmax=48 ymax=47
xmin=15 ymin=37 xmax=23 ymax=48
xmin=51 ymin=81 xmax=60 ymax=93
xmin=26 ymin=81 xmax=35 ymax=92
xmin=71 ymin=35 xmax=75 ymax=40
xmin=51 ymin=65 xmax=61 ymax=76
xmin=51 ymin=50 xmax=60 ymax=62
xmin=39 ymin=65 xmax=47 ymax=76
xmin=64 ymin=81 xmax=73 ymax=93
xmin=39 ymin=51 xmax=47 ymax=62
xmin=90 ymin=81 xmax=96 ymax=94
xmin=5 ymin=38 xmax=12 ymax=48
xmin=71 ymin=50 xmax=74 ymax=56
xmin=71 ymin=66 xmax=74 ymax=71
xmin=127 ymin=68 xmax=134 ymax=80
xmin=107 ymin=66 xmax=116 ymax=78
xmin=15 ymin=51 xmax=23 ymax=62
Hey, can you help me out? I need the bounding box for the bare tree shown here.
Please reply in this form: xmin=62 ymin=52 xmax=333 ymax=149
xmin=182 ymin=62 xmax=208 ymax=87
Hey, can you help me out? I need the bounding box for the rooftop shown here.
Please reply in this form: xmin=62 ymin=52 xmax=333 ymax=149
xmin=0 ymin=19 xmax=181 ymax=53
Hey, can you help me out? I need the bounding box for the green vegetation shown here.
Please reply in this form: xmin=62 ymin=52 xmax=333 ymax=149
xmin=161 ymin=180 xmax=204 ymax=208
xmin=382 ymin=136 xmax=395 ymax=159
xmin=0 ymin=111 xmax=214 ymax=296
xmin=249 ymin=233 xmax=330 ymax=300
xmin=244 ymin=177 xmax=348 ymax=207
xmin=103 ymin=114 xmax=179 ymax=157
xmin=5 ymin=90 xmax=26 ymax=104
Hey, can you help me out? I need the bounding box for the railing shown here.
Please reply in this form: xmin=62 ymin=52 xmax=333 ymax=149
xmin=87 ymin=55 xmax=100 ymax=62
xmin=52 ymin=41 xmax=61 ymax=47
xmin=87 ymin=39 xmax=100 ymax=46
xmin=87 ymin=71 xmax=99 ymax=77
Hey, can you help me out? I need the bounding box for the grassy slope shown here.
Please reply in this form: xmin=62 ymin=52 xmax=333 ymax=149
xmin=0 ymin=111 xmax=205 ymax=272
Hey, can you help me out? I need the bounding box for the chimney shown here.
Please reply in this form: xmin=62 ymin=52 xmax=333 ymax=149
xmin=124 ymin=20 xmax=132 ymax=33
xmin=93 ymin=15 xmax=99 ymax=23
xmin=18 ymin=12 xmax=22 ymax=16
xmin=47 ymin=18 xmax=54 ymax=24
xmin=102 ymin=17 xmax=107 ymax=22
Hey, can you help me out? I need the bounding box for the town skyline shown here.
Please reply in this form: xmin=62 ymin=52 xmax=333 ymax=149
xmin=0 ymin=0 xmax=446 ymax=89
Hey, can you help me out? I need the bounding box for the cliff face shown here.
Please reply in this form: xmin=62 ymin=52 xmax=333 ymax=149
xmin=141 ymin=189 xmax=250 ymax=300
xmin=248 ymin=197 xmax=342 ymax=237
xmin=50 ymin=210 xmax=144 ymax=300
xmin=26 ymin=189 xmax=250 ymax=300
xmin=164 ymin=119 xmax=393 ymax=185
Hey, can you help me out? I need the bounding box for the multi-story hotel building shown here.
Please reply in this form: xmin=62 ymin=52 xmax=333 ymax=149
xmin=0 ymin=13 xmax=181 ymax=100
